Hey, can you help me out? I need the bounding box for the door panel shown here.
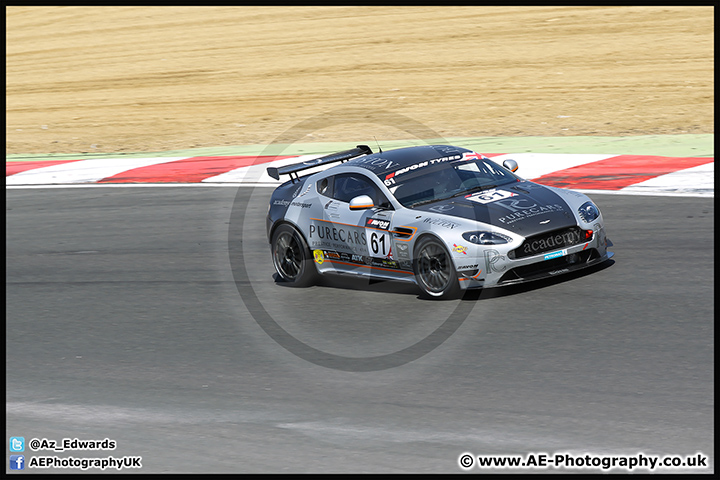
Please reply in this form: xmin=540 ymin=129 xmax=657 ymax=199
xmin=306 ymin=172 xmax=408 ymax=277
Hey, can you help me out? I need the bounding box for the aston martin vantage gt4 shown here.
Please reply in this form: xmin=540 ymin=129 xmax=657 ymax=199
xmin=266 ymin=144 xmax=613 ymax=299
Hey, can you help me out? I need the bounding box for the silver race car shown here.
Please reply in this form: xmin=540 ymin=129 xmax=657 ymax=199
xmin=266 ymin=144 xmax=613 ymax=299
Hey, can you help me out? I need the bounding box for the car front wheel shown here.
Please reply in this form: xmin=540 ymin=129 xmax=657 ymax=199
xmin=271 ymin=224 xmax=318 ymax=287
xmin=413 ymin=237 xmax=461 ymax=299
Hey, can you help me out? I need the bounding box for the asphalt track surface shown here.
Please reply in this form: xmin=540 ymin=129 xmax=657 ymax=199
xmin=6 ymin=187 xmax=714 ymax=473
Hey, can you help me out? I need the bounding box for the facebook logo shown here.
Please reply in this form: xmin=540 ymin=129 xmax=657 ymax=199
xmin=10 ymin=455 xmax=25 ymax=470
xmin=10 ymin=436 xmax=25 ymax=452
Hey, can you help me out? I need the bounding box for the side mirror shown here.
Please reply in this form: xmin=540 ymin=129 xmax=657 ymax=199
xmin=349 ymin=195 xmax=374 ymax=210
xmin=503 ymin=159 xmax=518 ymax=173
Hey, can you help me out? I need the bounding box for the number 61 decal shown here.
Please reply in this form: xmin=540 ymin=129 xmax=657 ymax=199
xmin=368 ymin=230 xmax=392 ymax=258
xmin=466 ymin=189 xmax=517 ymax=204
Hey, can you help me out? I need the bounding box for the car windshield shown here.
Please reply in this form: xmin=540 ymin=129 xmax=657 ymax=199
xmin=384 ymin=157 xmax=519 ymax=208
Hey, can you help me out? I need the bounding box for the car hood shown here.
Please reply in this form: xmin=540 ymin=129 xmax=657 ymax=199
xmin=412 ymin=181 xmax=577 ymax=236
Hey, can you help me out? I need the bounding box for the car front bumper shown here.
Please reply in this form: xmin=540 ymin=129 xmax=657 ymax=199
xmin=455 ymin=226 xmax=613 ymax=290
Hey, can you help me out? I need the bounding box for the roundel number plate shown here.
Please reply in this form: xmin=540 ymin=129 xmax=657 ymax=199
xmin=368 ymin=230 xmax=392 ymax=258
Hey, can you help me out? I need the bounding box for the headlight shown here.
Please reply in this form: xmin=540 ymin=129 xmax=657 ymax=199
xmin=463 ymin=231 xmax=512 ymax=245
xmin=578 ymin=201 xmax=600 ymax=223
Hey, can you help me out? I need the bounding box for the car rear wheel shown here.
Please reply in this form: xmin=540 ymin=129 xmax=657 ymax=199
xmin=413 ymin=237 xmax=460 ymax=299
xmin=271 ymin=224 xmax=318 ymax=287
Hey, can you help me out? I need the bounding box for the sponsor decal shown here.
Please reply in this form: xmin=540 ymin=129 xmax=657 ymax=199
xmin=273 ymin=199 xmax=311 ymax=209
xmin=302 ymin=157 xmax=324 ymax=166
xmin=395 ymin=243 xmax=410 ymax=259
xmin=324 ymin=250 xmax=341 ymax=259
xmin=544 ymin=249 xmax=567 ymax=261
xmin=496 ymin=202 xmax=567 ymax=225
xmin=549 ymin=268 xmax=570 ymax=275
xmin=351 ymin=254 xmax=372 ymax=265
xmin=366 ymin=218 xmax=391 ymax=230
xmin=313 ymin=250 xmax=324 ymax=264
xmin=349 ymin=156 xmax=400 ymax=173
xmin=457 ymin=264 xmax=479 ymax=271
xmin=423 ymin=217 xmax=459 ymax=229
xmin=484 ymin=249 xmax=507 ymax=273
xmin=309 ymin=224 xmax=367 ymax=245
xmin=383 ymin=155 xmax=463 ymax=186
xmin=330 ymin=252 xmax=406 ymax=271
xmin=593 ymin=223 xmax=607 ymax=249
xmin=324 ymin=199 xmax=340 ymax=218
xmin=523 ymin=229 xmax=582 ymax=256
xmin=428 ymin=203 xmax=455 ymax=213
xmin=452 ymin=244 xmax=468 ymax=255
xmin=296 ymin=183 xmax=312 ymax=197
xmin=371 ymin=258 xmax=401 ymax=269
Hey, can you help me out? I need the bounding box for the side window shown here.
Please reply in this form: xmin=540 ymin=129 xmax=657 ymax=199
xmin=316 ymin=176 xmax=333 ymax=197
xmin=332 ymin=173 xmax=391 ymax=208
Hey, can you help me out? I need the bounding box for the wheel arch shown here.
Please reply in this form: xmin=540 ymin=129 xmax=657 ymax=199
xmin=270 ymin=220 xmax=319 ymax=286
xmin=411 ymin=231 xmax=458 ymax=270
xmin=411 ymin=231 xmax=462 ymax=299
xmin=269 ymin=219 xmax=311 ymax=250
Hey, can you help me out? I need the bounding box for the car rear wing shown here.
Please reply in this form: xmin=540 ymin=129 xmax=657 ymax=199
xmin=266 ymin=145 xmax=373 ymax=182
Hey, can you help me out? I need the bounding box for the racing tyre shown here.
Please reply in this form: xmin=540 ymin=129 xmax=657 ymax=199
xmin=271 ymin=224 xmax=318 ymax=287
xmin=413 ymin=236 xmax=461 ymax=299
